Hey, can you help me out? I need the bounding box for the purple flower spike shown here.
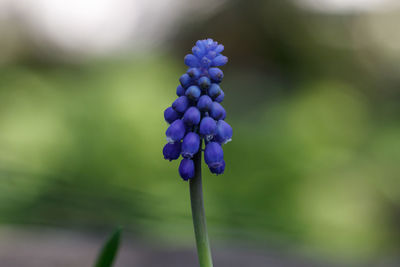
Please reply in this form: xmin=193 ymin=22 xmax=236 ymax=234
xmin=179 ymin=158 xmax=195 ymax=180
xmin=163 ymin=142 xmax=181 ymax=161
xmin=181 ymin=132 xmax=200 ymax=158
xmin=163 ymin=38 xmax=231 ymax=179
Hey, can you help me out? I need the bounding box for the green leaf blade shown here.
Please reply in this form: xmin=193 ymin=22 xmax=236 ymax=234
xmin=94 ymin=227 xmax=122 ymax=267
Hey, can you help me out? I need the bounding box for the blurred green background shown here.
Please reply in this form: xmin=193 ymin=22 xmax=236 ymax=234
xmin=0 ymin=0 xmax=399 ymax=266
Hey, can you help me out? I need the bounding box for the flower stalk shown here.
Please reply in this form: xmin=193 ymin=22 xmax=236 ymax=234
xmin=189 ymin=147 xmax=213 ymax=267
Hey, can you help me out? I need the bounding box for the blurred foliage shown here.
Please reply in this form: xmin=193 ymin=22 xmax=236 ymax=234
xmin=0 ymin=55 xmax=399 ymax=262
xmin=0 ymin=0 xmax=400 ymax=264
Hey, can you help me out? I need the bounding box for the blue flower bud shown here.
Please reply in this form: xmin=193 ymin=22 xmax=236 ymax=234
xmin=201 ymin=56 xmax=212 ymax=68
xmin=184 ymin=54 xmax=200 ymax=68
xmin=172 ymin=96 xmax=189 ymax=113
xmin=199 ymin=117 xmax=217 ymax=140
xmin=215 ymin=44 xmax=224 ymax=53
xmin=197 ymin=95 xmax=213 ymax=111
xmin=210 ymin=102 xmax=226 ymax=120
xmin=192 ymin=46 xmax=204 ymax=58
xmin=204 ymin=142 xmax=224 ymax=168
xmin=215 ymin=120 xmax=232 ymax=144
xmin=179 ymin=158 xmax=195 ymax=180
xmin=163 ymin=142 xmax=181 ymax=161
xmin=208 ymin=84 xmax=221 ymax=99
xmin=196 ymin=40 xmax=206 ymax=54
xmin=181 ymin=132 xmax=200 ymax=158
xmin=198 ymin=76 xmax=211 ymax=90
xmin=183 ymin=107 xmax=201 ymax=126
xmin=212 ymin=55 xmax=228 ymax=67
xmin=209 ymin=160 xmax=225 ymax=175
xmin=166 ymin=119 xmax=186 ymax=143
xmin=176 ymin=85 xmax=185 ymax=96
xmin=185 ymin=85 xmax=201 ymax=101
xmin=215 ymin=89 xmax=224 ymax=103
xmin=208 ymin=67 xmax=224 ymax=83
xmin=196 ymin=40 xmax=205 ymax=48
xmin=205 ymin=38 xmax=215 ymax=48
xmin=207 ymin=50 xmax=217 ymax=59
xmin=187 ymin=68 xmax=201 ymax=79
xmin=164 ymin=107 xmax=180 ymax=124
xmin=179 ymin=73 xmax=191 ymax=88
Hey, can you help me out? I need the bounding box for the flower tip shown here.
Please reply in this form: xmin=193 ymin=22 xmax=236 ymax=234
xmin=209 ymin=160 xmax=225 ymax=175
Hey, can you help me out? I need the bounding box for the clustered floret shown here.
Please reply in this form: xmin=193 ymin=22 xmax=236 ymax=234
xmin=163 ymin=38 xmax=232 ymax=181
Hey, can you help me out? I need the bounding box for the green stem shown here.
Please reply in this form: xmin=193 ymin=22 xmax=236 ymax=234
xmin=189 ymin=149 xmax=214 ymax=267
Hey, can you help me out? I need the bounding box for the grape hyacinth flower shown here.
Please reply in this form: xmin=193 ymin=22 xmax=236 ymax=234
xmin=163 ymin=38 xmax=231 ymax=179
xmin=162 ymin=38 xmax=231 ymax=267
